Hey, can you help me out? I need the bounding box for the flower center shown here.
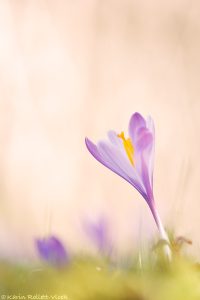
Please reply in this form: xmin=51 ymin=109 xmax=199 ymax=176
xmin=118 ymin=132 xmax=134 ymax=166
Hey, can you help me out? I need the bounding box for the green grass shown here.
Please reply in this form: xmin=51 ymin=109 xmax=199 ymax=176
xmin=0 ymin=250 xmax=200 ymax=300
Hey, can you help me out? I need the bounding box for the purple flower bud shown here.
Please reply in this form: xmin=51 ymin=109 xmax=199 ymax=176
xmin=84 ymin=217 xmax=112 ymax=255
xmin=36 ymin=236 xmax=69 ymax=266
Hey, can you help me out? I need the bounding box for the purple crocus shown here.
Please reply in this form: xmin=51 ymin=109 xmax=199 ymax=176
xmin=84 ymin=217 xmax=112 ymax=255
xmin=36 ymin=236 xmax=69 ymax=266
xmin=85 ymin=112 xmax=171 ymax=259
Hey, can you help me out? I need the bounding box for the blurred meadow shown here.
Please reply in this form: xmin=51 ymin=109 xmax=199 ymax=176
xmin=0 ymin=0 xmax=200 ymax=265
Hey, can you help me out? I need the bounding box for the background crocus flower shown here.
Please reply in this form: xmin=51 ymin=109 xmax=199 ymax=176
xmin=85 ymin=112 xmax=171 ymax=259
xmin=83 ymin=217 xmax=112 ymax=255
xmin=36 ymin=235 xmax=69 ymax=266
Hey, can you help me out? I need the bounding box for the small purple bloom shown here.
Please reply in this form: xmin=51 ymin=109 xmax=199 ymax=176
xmin=85 ymin=112 xmax=171 ymax=259
xmin=36 ymin=236 xmax=69 ymax=266
xmin=84 ymin=217 xmax=112 ymax=255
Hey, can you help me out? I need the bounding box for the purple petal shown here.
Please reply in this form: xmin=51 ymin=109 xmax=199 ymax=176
xmin=36 ymin=236 xmax=69 ymax=266
xmin=98 ymin=140 xmax=146 ymax=197
xmin=136 ymin=128 xmax=153 ymax=151
xmin=145 ymin=116 xmax=155 ymax=186
xmin=86 ymin=137 xmax=147 ymax=200
xmin=128 ymin=113 xmax=155 ymax=197
xmin=86 ymin=137 xmax=133 ymax=186
xmin=146 ymin=116 xmax=155 ymax=137
xmin=135 ymin=134 xmax=154 ymax=201
xmin=85 ymin=138 xmax=104 ymax=164
xmin=128 ymin=112 xmax=146 ymax=144
xmin=140 ymin=154 xmax=154 ymax=203
xmin=107 ymin=130 xmax=123 ymax=147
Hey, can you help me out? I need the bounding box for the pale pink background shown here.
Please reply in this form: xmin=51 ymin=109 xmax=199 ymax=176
xmin=0 ymin=0 xmax=199 ymax=259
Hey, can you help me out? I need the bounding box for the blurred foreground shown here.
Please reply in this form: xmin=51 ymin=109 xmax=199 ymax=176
xmin=1 ymin=254 xmax=200 ymax=300
xmin=0 ymin=233 xmax=199 ymax=300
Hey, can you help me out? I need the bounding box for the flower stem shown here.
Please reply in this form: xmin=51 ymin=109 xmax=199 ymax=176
xmin=149 ymin=203 xmax=171 ymax=261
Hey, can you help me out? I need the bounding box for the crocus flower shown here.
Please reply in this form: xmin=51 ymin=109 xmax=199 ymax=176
xmin=84 ymin=217 xmax=112 ymax=255
xmin=36 ymin=236 xmax=69 ymax=266
xmin=85 ymin=112 xmax=171 ymax=259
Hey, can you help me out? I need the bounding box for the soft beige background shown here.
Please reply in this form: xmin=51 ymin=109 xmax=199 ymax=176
xmin=0 ymin=0 xmax=200 ymax=260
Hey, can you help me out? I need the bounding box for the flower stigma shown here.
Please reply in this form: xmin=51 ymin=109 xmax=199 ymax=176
xmin=118 ymin=132 xmax=134 ymax=166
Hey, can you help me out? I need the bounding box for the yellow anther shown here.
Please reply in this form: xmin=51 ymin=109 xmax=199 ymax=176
xmin=118 ymin=132 xmax=134 ymax=166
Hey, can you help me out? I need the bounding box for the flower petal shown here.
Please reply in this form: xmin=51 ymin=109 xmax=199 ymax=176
xmin=85 ymin=137 xmax=128 ymax=180
xmin=107 ymin=130 xmax=123 ymax=148
xmin=86 ymin=137 xmax=146 ymax=197
xmin=134 ymin=129 xmax=154 ymax=198
xmin=128 ymin=114 xmax=155 ymax=203
xmin=85 ymin=137 xmax=104 ymax=164
xmin=140 ymin=153 xmax=154 ymax=202
xmin=146 ymin=115 xmax=155 ymax=137
xmin=97 ymin=140 xmax=147 ymax=198
xmin=128 ymin=112 xmax=146 ymax=144
xmin=136 ymin=128 xmax=153 ymax=151
xmin=146 ymin=116 xmax=155 ymax=186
